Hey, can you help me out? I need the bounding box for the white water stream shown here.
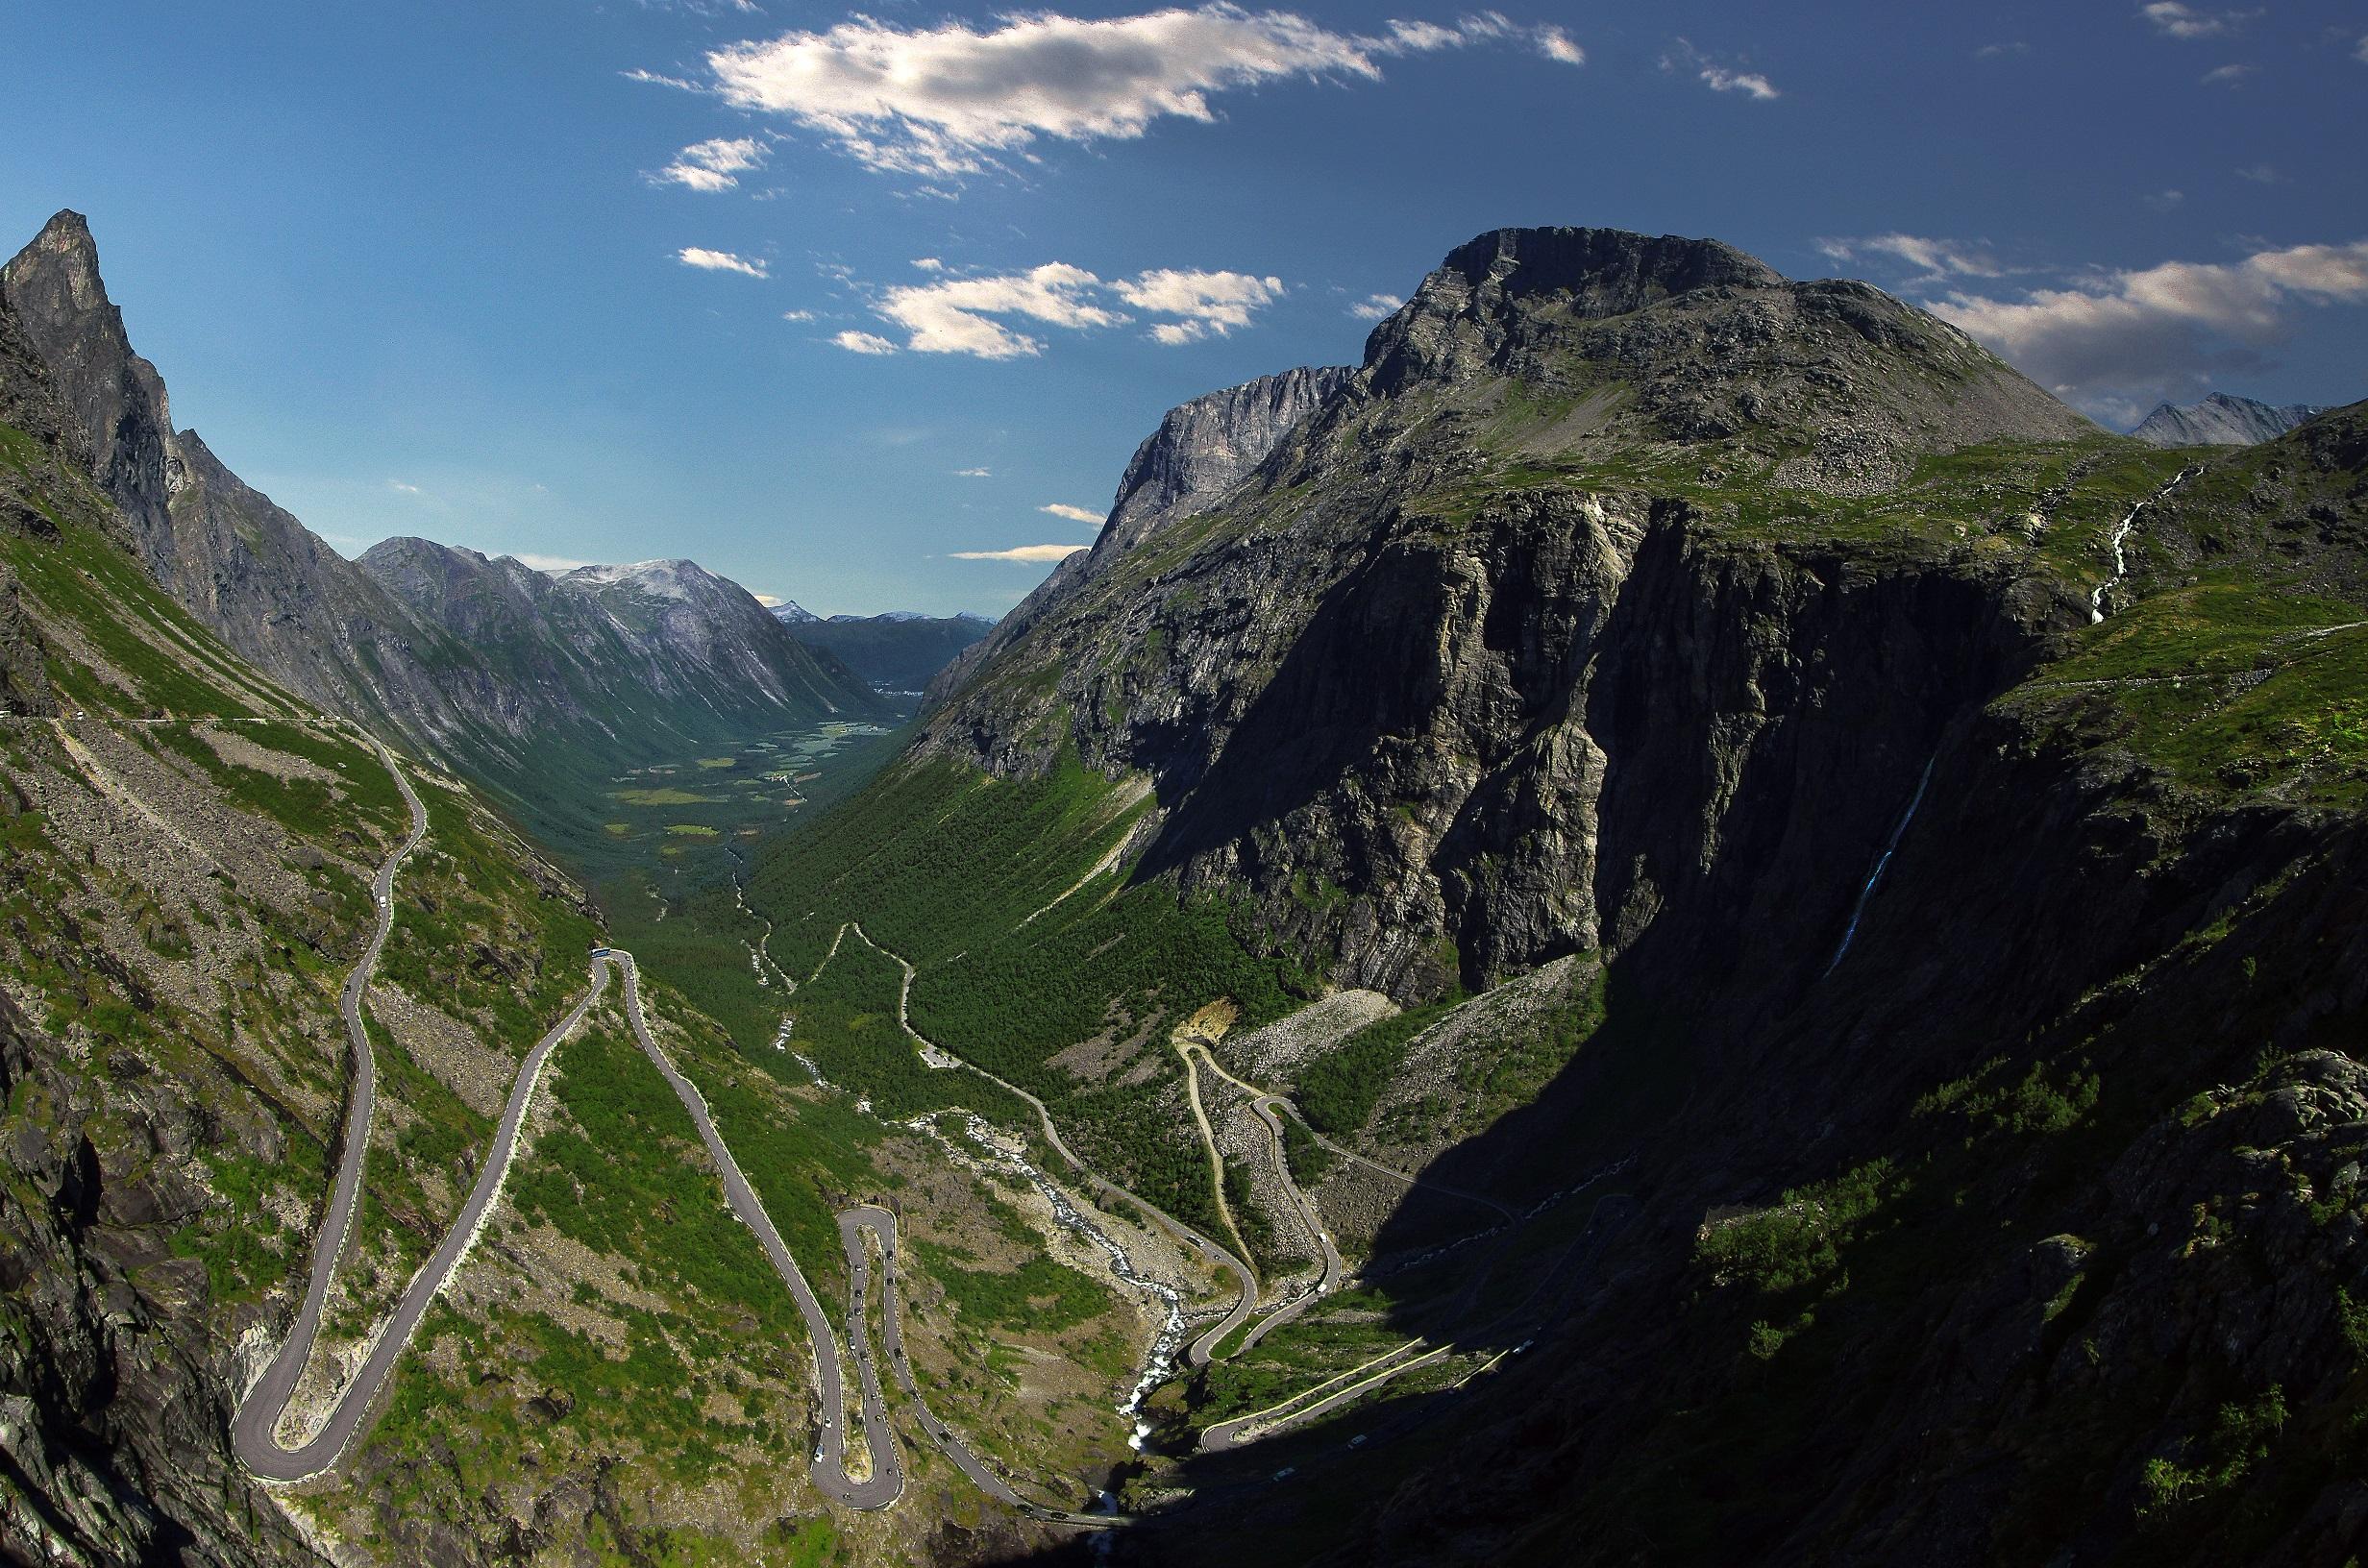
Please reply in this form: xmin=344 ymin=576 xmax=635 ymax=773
xmin=2089 ymin=465 xmax=2205 ymax=623
xmin=1826 ymin=753 xmax=1938 ymax=975
xmin=922 ymin=1114 xmax=1191 ymax=1439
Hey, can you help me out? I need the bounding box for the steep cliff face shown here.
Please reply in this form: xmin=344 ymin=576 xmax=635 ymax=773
xmin=0 ymin=211 xmax=480 ymax=747
xmin=0 ymin=989 xmax=328 ymax=1568
xmin=920 ymin=227 xmax=2107 ymax=996
xmin=1101 ymin=365 xmax=1356 ymax=555
xmin=925 ymin=365 xmax=1351 ymax=709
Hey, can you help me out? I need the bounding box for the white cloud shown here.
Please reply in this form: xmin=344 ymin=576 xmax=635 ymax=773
xmin=514 ymin=552 xmax=596 ymax=573
xmin=1040 ymin=502 xmax=1105 ymax=523
xmin=2235 ymin=161 xmax=2286 ymax=184
xmin=1930 ymin=237 xmax=2368 ymax=404
xmin=2143 ymin=189 xmax=2186 ymax=211
xmin=688 ymin=7 xmax=1581 ymax=179
xmin=1537 ymin=25 xmax=1584 ymax=65
xmin=781 ymin=308 xmax=817 ymax=321
xmin=954 ymin=466 xmax=993 ymax=478
xmin=1348 ymin=292 xmax=1403 ymax=319
xmin=833 ymin=330 xmax=900 ymax=355
xmin=678 ymin=246 xmax=768 ymax=277
xmin=1704 ymin=64 xmax=1778 ymax=97
xmin=2200 ymin=61 xmax=2257 ymax=85
xmin=1816 ymin=233 xmax=2005 ymax=283
xmin=1663 ymin=37 xmax=1777 ymax=99
xmin=851 ymin=259 xmax=1285 ymax=358
xmin=877 ymin=262 xmax=1123 ymax=357
xmin=913 ymin=257 xmax=945 ymax=272
xmin=2139 ymin=2 xmax=2257 ymax=39
xmin=2357 ymin=33 xmax=2368 ymax=63
xmin=950 ymin=543 xmax=1093 ymax=562
xmin=752 ymin=592 xmax=783 ymax=606
xmin=1975 ymin=40 xmax=2030 ymax=59
xmin=655 ymin=135 xmax=766 ymax=191
xmin=1113 ymin=268 xmax=1284 ymax=343
xmin=388 ymin=479 xmax=422 ymax=495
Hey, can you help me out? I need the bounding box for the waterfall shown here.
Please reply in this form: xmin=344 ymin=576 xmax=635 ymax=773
xmin=1826 ymin=752 xmax=1938 ymax=975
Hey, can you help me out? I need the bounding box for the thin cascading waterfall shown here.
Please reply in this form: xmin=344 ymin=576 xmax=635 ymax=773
xmin=2090 ymin=465 xmax=2205 ymax=623
xmin=1826 ymin=751 xmax=1938 ymax=975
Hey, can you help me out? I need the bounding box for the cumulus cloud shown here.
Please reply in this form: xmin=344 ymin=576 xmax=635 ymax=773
xmin=1348 ymin=292 xmax=1404 ymax=320
xmin=873 ymin=263 xmax=1123 ymax=357
xmin=950 ymin=543 xmax=1093 ymax=562
xmin=833 ymin=329 xmax=899 ymax=354
xmin=655 ymin=135 xmax=766 ymax=191
xmin=1929 ymin=237 xmax=2368 ymax=406
xmin=1114 ymin=268 xmax=1283 ymax=343
xmin=2139 ymin=2 xmax=2257 ymax=39
xmin=1664 ymin=38 xmax=1777 ymax=98
xmin=847 ymin=259 xmax=1286 ymax=358
xmin=683 ymin=6 xmax=1582 ymax=178
xmin=1040 ymin=502 xmax=1105 ymax=523
xmin=678 ymin=246 xmax=768 ymax=277
xmin=1816 ymin=233 xmax=2006 ymax=283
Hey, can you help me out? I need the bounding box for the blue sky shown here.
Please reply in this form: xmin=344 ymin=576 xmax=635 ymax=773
xmin=3 ymin=1 xmax=2362 ymax=616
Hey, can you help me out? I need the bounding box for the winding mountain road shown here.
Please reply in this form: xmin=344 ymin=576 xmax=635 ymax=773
xmin=226 ymin=745 xmax=895 ymax=1505
xmin=231 ymin=746 xmax=1316 ymax=1514
xmin=232 ymin=744 xmax=607 ymax=1482
xmin=602 ymin=949 xmax=903 ymax=1508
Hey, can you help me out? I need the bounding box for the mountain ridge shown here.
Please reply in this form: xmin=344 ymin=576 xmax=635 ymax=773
xmin=2 ymin=210 xmax=884 ymax=820
xmin=774 ymin=602 xmax=994 ymax=691
xmin=2132 ymin=390 xmax=2326 ymax=447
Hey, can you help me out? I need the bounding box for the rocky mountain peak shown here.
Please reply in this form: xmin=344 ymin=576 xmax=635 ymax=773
xmin=561 ymin=558 xmax=712 ymax=601
xmin=2 ymin=210 xmax=179 ymax=559
xmin=1438 ymin=225 xmax=1781 ymax=316
xmin=1101 ymin=364 xmax=1355 ymax=555
xmin=2132 ymin=391 xmax=2326 ymax=448
xmin=1361 ymin=222 xmax=2091 ymax=458
xmin=1362 ymin=225 xmax=1784 ymax=396
xmin=12 ymin=210 xmax=111 ymax=314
